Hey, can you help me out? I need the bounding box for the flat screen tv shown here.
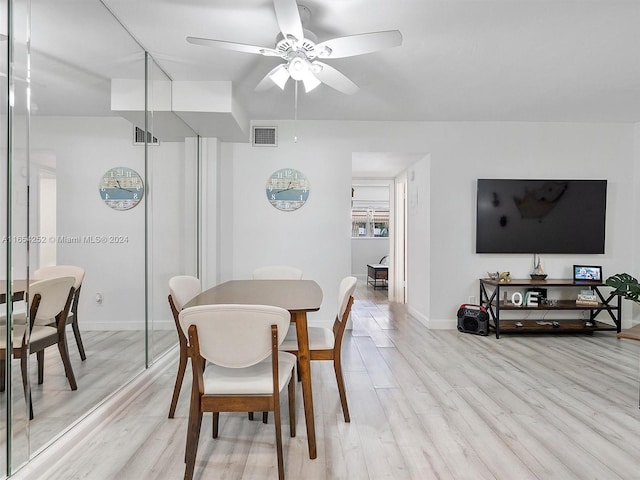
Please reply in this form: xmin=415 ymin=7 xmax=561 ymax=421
xmin=476 ymin=179 xmax=607 ymax=254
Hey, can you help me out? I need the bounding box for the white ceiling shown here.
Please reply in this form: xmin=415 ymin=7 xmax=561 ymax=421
xmin=111 ymin=0 xmax=640 ymax=123
xmin=24 ymin=0 xmax=640 ymax=126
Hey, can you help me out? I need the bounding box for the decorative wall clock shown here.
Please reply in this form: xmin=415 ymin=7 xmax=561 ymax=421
xmin=266 ymin=168 xmax=309 ymax=212
xmin=99 ymin=167 xmax=144 ymax=211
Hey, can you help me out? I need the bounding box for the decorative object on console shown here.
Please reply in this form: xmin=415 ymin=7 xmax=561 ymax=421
xmin=530 ymin=254 xmax=547 ymax=280
xmin=573 ymin=265 xmax=602 ymax=282
xmin=487 ymin=271 xmax=500 ymax=281
xmin=499 ymin=271 xmax=511 ymax=283
xmin=576 ymin=289 xmax=598 ymax=306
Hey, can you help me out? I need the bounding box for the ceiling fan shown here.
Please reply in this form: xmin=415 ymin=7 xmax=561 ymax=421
xmin=186 ymin=0 xmax=402 ymax=95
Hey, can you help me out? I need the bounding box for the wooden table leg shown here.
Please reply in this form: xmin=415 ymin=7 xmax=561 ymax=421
xmin=293 ymin=311 xmax=317 ymax=459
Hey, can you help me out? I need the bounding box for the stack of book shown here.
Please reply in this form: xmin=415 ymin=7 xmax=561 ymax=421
xmin=576 ymin=290 xmax=598 ymax=306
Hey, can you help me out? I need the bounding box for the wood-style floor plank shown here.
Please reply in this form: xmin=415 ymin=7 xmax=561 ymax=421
xmin=10 ymin=279 xmax=640 ymax=479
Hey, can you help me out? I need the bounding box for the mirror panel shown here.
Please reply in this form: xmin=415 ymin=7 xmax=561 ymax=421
xmin=23 ymin=0 xmax=148 ymax=461
xmin=146 ymin=56 xmax=198 ymax=365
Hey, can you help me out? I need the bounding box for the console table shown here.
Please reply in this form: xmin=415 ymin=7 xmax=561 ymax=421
xmin=367 ymin=264 xmax=388 ymax=289
xmin=479 ymin=278 xmax=621 ymax=338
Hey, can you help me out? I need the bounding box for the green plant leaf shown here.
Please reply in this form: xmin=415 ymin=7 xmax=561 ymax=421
xmin=605 ymin=272 xmax=640 ymax=303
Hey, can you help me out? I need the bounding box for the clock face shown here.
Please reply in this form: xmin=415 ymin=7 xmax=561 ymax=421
xmin=266 ymin=168 xmax=310 ymax=212
xmin=99 ymin=167 xmax=144 ymax=211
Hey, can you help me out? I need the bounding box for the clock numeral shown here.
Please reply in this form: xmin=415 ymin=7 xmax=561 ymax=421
xmin=133 ymin=193 xmax=138 ymax=199
xmin=271 ymin=194 xmax=276 ymax=200
xmin=105 ymin=193 xmax=110 ymax=199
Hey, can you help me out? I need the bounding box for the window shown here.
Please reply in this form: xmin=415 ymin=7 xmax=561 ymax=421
xmin=351 ymin=208 xmax=389 ymax=237
xmin=351 ymin=184 xmax=390 ymax=237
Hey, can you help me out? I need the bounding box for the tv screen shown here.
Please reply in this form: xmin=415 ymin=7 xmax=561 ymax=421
xmin=476 ymin=179 xmax=607 ymax=254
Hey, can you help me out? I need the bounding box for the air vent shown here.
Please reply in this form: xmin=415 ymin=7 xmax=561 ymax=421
xmin=252 ymin=126 xmax=277 ymax=146
xmin=133 ymin=126 xmax=159 ymax=146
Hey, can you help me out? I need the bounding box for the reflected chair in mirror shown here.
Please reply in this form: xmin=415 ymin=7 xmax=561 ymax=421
xmin=251 ymin=265 xmax=303 ymax=280
xmin=0 ymin=276 xmax=76 ymax=419
xmin=280 ymin=275 xmax=357 ymax=422
xmin=167 ymin=275 xmax=202 ymax=418
xmin=180 ymin=304 xmax=297 ymax=480
xmin=34 ymin=265 xmax=87 ymax=361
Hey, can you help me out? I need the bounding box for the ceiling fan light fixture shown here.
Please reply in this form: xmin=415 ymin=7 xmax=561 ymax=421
xmin=317 ymin=45 xmax=332 ymax=58
xmin=302 ymin=73 xmax=321 ymax=92
xmin=288 ymin=55 xmax=310 ymax=81
xmin=269 ymin=65 xmax=290 ymax=90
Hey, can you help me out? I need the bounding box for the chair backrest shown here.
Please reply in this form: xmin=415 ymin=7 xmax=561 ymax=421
xmin=169 ymin=275 xmax=202 ymax=310
xmin=34 ymin=265 xmax=85 ymax=290
xmin=252 ymin=266 xmax=303 ymax=280
xmin=337 ymin=276 xmax=358 ymax=320
xmin=28 ymin=276 xmax=75 ymax=326
xmin=179 ymin=304 xmax=290 ymax=368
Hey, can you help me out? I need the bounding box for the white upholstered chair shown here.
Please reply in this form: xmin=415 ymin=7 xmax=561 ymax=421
xmin=167 ymin=275 xmax=202 ymax=418
xmin=280 ymin=275 xmax=357 ymax=422
xmin=252 ymin=265 xmax=303 ymax=280
xmin=34 ymin=265 xmax=87 ymax=360
xmin=180 ymin=304 xmax=296 ymax=480
xmin=0 ymin=276 xmax=77 ymax=419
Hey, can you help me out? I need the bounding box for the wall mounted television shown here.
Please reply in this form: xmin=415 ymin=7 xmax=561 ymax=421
xmin=476 ymin=179 xmax=607 ymax=254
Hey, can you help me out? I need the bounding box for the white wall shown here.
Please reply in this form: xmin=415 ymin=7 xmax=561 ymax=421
xmin=29 ymin=116 xmax=197 ymax=330
xmin=215 ymin=120 xmax=637 ymax=328
xmin=351 ymin=238 xmax=389 ymax=277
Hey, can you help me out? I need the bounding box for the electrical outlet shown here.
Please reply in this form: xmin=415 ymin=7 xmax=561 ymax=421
xmin=468 ymin=295 xmax=476 ymax=304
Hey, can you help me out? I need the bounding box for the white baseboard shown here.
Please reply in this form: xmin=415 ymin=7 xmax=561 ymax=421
xmin=407 ymin=306 xmax=456 ymax=330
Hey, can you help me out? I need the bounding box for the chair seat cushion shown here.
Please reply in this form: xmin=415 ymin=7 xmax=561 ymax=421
xmin=0 ymin=324 xmax=57 ymax=349
xmin=202 ymin=351 xmax=296 ymax=395
xmin=280 ymin=325 xmax=334 ymax=351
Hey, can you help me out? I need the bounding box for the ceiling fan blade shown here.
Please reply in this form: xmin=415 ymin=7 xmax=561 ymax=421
xmin=315 ymin=30 xmax=403 ymax=59
xmin=273 ymin=0 xmax=304 ymax=42
xmin=255 ymin=64 xmax=290 ymax=91
xmin=312 ymin=61 xmax=359 ymax=95
xmin=186 ymin=36 xmax=280 ymax=56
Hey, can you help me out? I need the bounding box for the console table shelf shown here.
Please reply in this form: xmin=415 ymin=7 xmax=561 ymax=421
xmin=479 ymin=278 xmax=621 ymax=338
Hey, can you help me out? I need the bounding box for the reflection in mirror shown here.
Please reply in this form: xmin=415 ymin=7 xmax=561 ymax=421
xmin=146 ymin=56 xmax=198 ymax=365
xmin=0 ymin=0 xmax=9 ymax=475
xmin=15 ymin=0 xmax=148 ymax=463
xmin=1 ymin=1 xmax=200 ymax=471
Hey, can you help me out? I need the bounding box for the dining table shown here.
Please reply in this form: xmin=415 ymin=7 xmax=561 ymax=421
xmin=183 ymin=279 xmax=323 ymax=459
xmin=0 ymin=279 xmax=29 ymax=304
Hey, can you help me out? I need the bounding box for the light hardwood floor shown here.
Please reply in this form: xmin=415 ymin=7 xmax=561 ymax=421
xmin=12 ymin=280 xmax=640 ymax=479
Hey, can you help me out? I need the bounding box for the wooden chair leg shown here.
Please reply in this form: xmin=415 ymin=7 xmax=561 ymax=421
xmin=57 ymin=337 xmax=78 ymax=390
xmin=71 ymin=318 xmax=87 ymax=361
xmin=20 ymin=350 xmax=33 ymax=420
xmin=333 ymin=356 xmax=350 ymax=422
xmin=37 ymin=350 xmax=45 ymax=384
xmin=288 ymin=374 xmax=296 ymax=437
xmin=184 ymin=408 xmax=203 ymax=479
xmin=212 ymin=412 xmax=219 ymax=438
xmin=0 ymin=358 xmax=5 ymax=392
xmin=248 ymin=412 xmax=254 ymax=420
xmin=169 ymin=348 xmax=188 ymax=418
xmin=273 ymin=394 xmax=285 ymax=480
